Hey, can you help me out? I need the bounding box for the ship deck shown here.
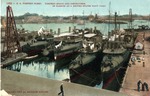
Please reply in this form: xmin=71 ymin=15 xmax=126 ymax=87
xmin=103 ymin=48 xmax=126 ymax=54
xmin=30 ymin=41 xmax=48 ymax=47
xmin=120 ymin=31 xmax=150 ymax=96
xmin=59 ymin=43 xmax=80 ymax=52
xmin=69 ymin=54 xmax=96 ymax=69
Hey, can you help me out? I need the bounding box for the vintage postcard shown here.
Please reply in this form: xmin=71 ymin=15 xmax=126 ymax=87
xmin=1 ymin=0 xmax=150 ymax=96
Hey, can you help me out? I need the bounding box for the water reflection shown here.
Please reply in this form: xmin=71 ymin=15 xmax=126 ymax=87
xmin=5 ymin=54 xmax=102 ymax=88
xmin=7 ymin=61 xmax=22 ymax=72
xmin=6 ymin=56 xmax=70 ymax=81
xmin=70 ymin=69 xmax=102 ymax=87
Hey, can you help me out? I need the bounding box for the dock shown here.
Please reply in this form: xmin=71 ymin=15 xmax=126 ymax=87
xmin=1 ymin=52 xmax=27 ymax=68
xmin=1 ymin=69 xmax=127 ymax=96
xmin=120 ymin=31 xmax=150 ymax=96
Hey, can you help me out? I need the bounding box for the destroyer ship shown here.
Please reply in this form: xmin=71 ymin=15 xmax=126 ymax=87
xmin=21 ymin=26 xmax=54 ymax=57
xmin=22 ymin=37 xmax=54 ymax=57
xmin=43 ymin=32 xmax=82 ymax=60
xmin=69 ymin=28 xmax=103 ymax=77
xmin=101 ymin=34 xmax=130 ymax=89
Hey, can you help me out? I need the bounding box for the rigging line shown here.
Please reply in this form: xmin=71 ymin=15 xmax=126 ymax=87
xmin=114 ymin=68 xmax=122 ymax=86
xmin=72 ymin=68 xmax=95 ymax=81
xmin=108 ymin=1 xmax=111 ymax=33
xmin=71 ymin=68 xmax=100 ymax=82
xmin=88 ymin=77 xmax=98 ymax=86
xmin=111 ymin=63 xmax=122 ymax=86
xmin=101 ymin=63 xmax=104 ymax=82
xmin=80 ymin=74 xmax=95 ymax=81
xmin=102 ymin=58 xmax=123 ymax=86
xmin=88 ymin=81 xmax=95 ymax=86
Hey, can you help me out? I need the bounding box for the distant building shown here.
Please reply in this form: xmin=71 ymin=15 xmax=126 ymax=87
xmin=88 ymin=15 xmax=94 ymax=21
xmin=25 ymin=16 xmax=43 ymax=23
xmin=134 ymin=32 xmax=144 ymax=50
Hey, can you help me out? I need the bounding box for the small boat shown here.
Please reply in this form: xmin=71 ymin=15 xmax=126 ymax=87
xmin=24 ymin=55 xmax=38 ymax=60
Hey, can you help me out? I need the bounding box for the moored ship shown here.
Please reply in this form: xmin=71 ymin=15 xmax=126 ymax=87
xmin=101 ymin=40 xmax=130 ymax=89
xmin=21 ymin=26 xmax=54 ymax=57
xmin=69 ymin=28 xmax=103 ymax=77
xmin=54 ymin=41 xmax=81 ymax=60
xmin=22 ymin=37 xmax=54 ymax=57
xmin=43 ymin=31 xmax=82 ymax=60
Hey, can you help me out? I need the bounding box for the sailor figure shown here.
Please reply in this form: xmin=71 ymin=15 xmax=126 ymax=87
xmin=137 ymin=79 xmax=142 ymax=92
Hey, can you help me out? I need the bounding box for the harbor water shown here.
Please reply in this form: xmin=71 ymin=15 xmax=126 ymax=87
xmin=5 ymin=56 xmax=71 ymax=81
xmin=16 ymin=20 xmax=149 ymax=34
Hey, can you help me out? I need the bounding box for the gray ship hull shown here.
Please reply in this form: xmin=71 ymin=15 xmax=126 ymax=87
xmin=101 ymin=50 xmax=130 ymax=89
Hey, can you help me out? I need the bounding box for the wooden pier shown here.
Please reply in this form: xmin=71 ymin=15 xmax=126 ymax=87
xmin=120 ymin=31 xmax=150 ymax=96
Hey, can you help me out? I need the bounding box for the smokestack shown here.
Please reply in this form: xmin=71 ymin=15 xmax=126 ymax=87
xmin=50 ymin=29 xmax=53 ymax=33
xmin=69 ymin=27 xmax=71 ymax=33
xmin=94 ymin=26 xmax=97 ymax=33
xmin=82 ymin=30 xmax=84 ymax=39
xmin=90 ymin=28 xmax=93 ymax=33
xmin=74 ymin=26 xmax=76 ymax=30
xmin=58 ymin=28 xmax=60 ymax=35
xmin=108 ymin=32 xmax=111 ymax=38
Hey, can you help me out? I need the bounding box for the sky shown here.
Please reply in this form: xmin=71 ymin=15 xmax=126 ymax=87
xmin=1 ymin=0 xmax=150 ymax=16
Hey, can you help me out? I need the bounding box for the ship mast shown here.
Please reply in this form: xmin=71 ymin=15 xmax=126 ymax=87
xmin=114 ymin=12 xmax=117 ymax=31
xmin=108 ymin=2 xmax=111 ymax=33
xmin=148 ymin=14 xmax=150 ymax=27
xmin=129 ymin=8 xmax=132 ymax=32
xmin=114 ymin=12 xmax=118 ymax=40
xmin=83 ymin=10 xmax=85 ymax=29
